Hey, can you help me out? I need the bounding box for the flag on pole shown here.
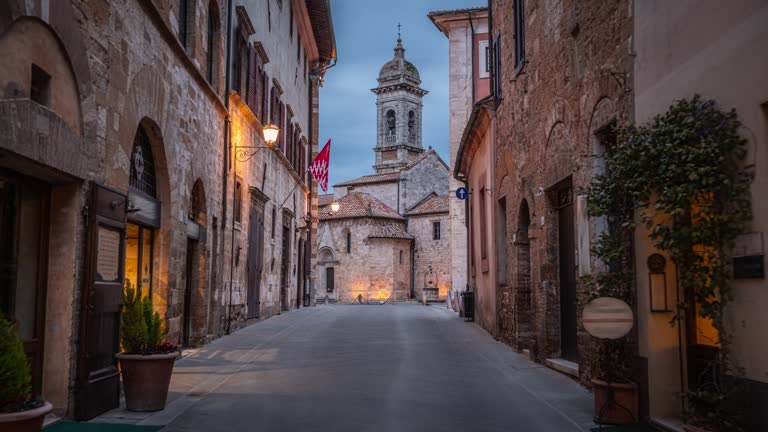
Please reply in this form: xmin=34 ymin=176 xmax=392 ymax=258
xmin=309 ymin=139 xmax=331 ymax=192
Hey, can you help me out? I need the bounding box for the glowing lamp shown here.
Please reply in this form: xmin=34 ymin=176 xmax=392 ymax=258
xmin=330 ymin=201 xmax=340 ymax=214
xmin=262 ymin=124 xmax=280 ymax=146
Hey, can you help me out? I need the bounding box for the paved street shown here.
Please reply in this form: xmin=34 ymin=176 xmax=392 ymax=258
xmin=100 ymin=304 xmax=596 ymax=431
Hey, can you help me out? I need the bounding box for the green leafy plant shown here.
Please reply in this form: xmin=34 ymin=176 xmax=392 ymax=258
xmin=121 ymin=280 xmax=169 ymax=354
xmin=0 ymin=315 xmax=31 ymax=412
xmin=588 ymin=95 xmax=751 ymax=431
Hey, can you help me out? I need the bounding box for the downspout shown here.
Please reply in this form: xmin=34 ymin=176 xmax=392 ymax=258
xmin=223 ymin=0 xmax=233 ymax=335
xmin=469 ymin=12 xmax=476 ymax=104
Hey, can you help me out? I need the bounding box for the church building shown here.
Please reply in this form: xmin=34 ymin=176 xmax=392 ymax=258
xmin=316 ymin=35 xmax=452 ymax=303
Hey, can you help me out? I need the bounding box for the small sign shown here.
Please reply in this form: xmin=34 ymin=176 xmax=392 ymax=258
xmin=455 ymin=187 xmax=469 ymax=200
xmin=582 ymin=297 xmax=634 ymax=340
xmin=734 ymin=255 xmax=764 ymax=279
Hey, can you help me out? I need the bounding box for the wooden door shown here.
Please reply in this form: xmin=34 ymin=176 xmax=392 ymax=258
xmin=326 ymin=267 xmax=334 ymax=293
xmin=557 ymin=185 xmax=578 ymax=361
xmin=246 ymin=197 xmax=265 ymax=319
xmin=182 ymin=239 xmax=195 ymax=347
xmin=75 ymin=182 xmax=126 ymax=420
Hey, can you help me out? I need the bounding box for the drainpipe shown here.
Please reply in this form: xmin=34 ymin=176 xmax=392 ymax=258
xmin=222 ymin=0 xmax=233 ymax=335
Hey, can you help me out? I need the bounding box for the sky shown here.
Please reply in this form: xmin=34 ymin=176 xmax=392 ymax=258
xmin=319 ymin=0 xmax=484 ymax=192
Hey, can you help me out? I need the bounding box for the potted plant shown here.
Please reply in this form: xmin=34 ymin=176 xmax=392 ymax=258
xmin=0 ymin=316 xmax=52 ymax=432
xmin=116 ymin=281 xmax=179 ymax=412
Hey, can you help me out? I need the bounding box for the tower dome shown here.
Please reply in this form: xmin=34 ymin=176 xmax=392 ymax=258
xmin=378 ymin=36 xmax=421 ymax=85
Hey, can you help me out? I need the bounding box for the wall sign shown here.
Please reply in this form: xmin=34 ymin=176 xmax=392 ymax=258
xmin=582 ymin=297 xmax=634 ymax=340
xmin=455 ymin=187 xmax=469 ymax=200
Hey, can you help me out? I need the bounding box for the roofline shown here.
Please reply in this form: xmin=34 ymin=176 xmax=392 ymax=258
xmin=334 ymin=177 xmax=400 ymax=187
xmin=429 ymin=7 xmax=489 ymax=36
xmin=319 ymin=215 xmax=405 ymax=222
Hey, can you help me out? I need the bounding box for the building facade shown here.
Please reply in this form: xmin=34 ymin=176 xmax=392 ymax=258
xmin=0 ymin=0 xmax=334 ymax=420
xmin=316 ymin=36 xmax=452 ymax=303
xmin=430 ymin=8 xmax=489 ymax=315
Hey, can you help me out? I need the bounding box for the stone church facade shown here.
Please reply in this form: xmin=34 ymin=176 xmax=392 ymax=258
xmin=316 ymin=36 xmax=452 ymax=303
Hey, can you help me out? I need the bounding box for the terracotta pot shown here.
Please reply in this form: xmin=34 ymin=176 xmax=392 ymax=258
xmin=591 ymin=378 xmax=639 ymax=425
xmin=0 ymin=401 xmax=53 ymax=432
xmin=116 ymin=351 xmax=179 ymax=412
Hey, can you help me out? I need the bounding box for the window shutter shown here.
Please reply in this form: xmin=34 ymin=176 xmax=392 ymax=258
xmin=262 ymin=72 xmax=269 ymax=122
xmin=247 ymin=45 xmax=257 ymax=108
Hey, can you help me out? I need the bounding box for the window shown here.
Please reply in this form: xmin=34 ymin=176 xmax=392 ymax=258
xmin=30 ymin=64 xmax=50 ymax=106
xmin=432 ymin=221 xmax=441 ymax=241
xmin=346 ymin=231 xmax=351 ymax=253
xmin=178 ymin=0 xmax=195 ymax=51
xmin=206 ymin=1 xmax=219 ymax=85
xmin=399 ymin=250 xmax=404 ymax=265
xmin=513 ymin=0 xmax=526 ymax=73
xmin=130 ymin=126 xmax=157 ymax=197
xmin=297 ymin=34 xmax=301 ymax=61
xmin=271 ymin=205 xmax=276 ymax=238
xmin=478 ymin=40 xmax=490 ymax=79
xmin=480 ymin=184 xmax=489 ymax=271
xmin=408 ymin=111 xmax=415 ymax=141
xmin=234 ymin=178 xmax=242 ymax=223
xmin=289 ymin=0 xmax=293 ymax=39
xmin=385 ymin=109 xmax=396 ymax=143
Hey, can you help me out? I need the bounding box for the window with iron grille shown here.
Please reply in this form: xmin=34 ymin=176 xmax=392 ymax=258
xmin=130 ymin=126 xmax=157 ymax=197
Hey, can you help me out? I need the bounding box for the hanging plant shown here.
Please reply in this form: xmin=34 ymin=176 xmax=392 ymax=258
xmin=588 ymin=95 xmax=752 ymax=432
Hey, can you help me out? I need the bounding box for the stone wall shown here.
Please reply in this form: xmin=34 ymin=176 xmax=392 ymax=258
xmin=491 ymin=0 xmax=633 ymax=383
xmin=400 ymin=150 xmax=449 ymax=213
xmin=408 ymin=213 xmax=450 ymax=300
xmin=315 ymin=218 xmax=411 ymax=302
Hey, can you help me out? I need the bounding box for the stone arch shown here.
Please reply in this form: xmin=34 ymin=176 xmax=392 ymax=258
xmin=542 ymin=122 xmax=575 ymax=187
xmin=515 ymin=199 xmax=534 ymax=350
xmin=184 ymin=178 xmax=208 ymax=346
xmin=189 ymin=179 xmax=207 ymax=225
xmin=317 ymin=247 xmax=337 ymax=300
xmin=0 ymin=16 xmax=83 ymax=134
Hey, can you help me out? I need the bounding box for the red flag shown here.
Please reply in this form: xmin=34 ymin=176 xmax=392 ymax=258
xmin=309 ymin=139 xmax=331 ymax=192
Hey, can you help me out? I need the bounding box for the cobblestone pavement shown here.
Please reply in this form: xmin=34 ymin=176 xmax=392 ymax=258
xmin=97 ymin=304 xmax=596 ymax=431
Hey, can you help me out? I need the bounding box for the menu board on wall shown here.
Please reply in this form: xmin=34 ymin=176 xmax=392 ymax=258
xmin=97 ymin=228 xmax=121 ymax=282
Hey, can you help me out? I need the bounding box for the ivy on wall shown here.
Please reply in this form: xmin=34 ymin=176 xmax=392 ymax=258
xmin=587 ymin=95 xmax=752 ymax=431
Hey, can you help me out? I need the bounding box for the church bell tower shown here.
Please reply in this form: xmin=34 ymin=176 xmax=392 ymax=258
xmin=371 ymin=30 xmax=428 ymax=173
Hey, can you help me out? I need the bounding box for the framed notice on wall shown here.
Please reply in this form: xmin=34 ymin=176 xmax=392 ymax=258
xmin=96 ymin=227 xmax=121 ymax=282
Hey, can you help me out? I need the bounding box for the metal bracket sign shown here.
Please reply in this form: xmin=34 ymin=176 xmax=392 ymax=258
xmin=455 ymin=187 xmax=469 ymax=200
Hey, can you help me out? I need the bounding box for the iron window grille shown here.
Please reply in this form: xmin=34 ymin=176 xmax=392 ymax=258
xmin=129 ymin=126 xmax=157 ymax=198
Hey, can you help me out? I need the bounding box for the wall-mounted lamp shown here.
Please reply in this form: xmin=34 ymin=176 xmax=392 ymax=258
xmin=262 ymin=123 xmax=280 ymax=146
xmin=234 ymin=124 xmax=280 ymax=162
xmin=329 ymin=201 xmax=340 ymax=215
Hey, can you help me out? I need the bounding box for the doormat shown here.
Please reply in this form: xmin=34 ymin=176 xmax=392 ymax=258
xmin=590 ymin=425 xmax=659 ymax=432
xmin=45 ymin=422 xmax=163 ymax=432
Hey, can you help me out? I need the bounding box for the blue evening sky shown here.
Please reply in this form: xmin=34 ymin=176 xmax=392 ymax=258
xmin=319 ymin=0 xmax=484 ymax=191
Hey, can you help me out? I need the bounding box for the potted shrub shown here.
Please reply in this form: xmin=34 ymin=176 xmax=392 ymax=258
xmin=0 ymin=316 xmax=52 ymax=432
xmin=116 ymin=281 xmax=179 ymax=412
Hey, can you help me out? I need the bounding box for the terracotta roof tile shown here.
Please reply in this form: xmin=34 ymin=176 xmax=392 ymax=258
xmin=406 ymin=194 xmax=450 ymax=216
xmin=318 ymin=193 xmax=334 ymax=207
xmin=319 ymin=192 xmax=403 ymax=221
xmin=334 ymin=172 xmax=400 ymax=187
xmin=368 ymin=224 xmax=414 ymax=240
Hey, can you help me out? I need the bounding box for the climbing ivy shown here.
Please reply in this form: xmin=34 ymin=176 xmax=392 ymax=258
xmin=588 ymin=95 xmax=752 ymax=431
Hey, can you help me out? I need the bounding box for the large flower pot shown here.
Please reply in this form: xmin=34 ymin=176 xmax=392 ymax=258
xmin=116 ymin=352 xmax=179 ymax=412
xmin=592 ymin=378 xmax=639 ymax=425
xmin=0 ymin=401 xmax=52 ymax=432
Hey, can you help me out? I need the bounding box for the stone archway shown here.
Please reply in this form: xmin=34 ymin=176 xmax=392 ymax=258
xmin=183 ymin=179 xmax=208 ymax=346
xmin=317 ymin=247 xmax=337 ymax=301
xmin=515 ymin=199 xmax=533 ymax=351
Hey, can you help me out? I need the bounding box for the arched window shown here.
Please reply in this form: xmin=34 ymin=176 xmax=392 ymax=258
xmin=206 ymin=1 xmax=220 ymax=85
xmin=408 ymin=110 xmax=415 ymax=141
xmin=385 ymin=109 xmax=396 ymax=141
xmin=130 ymin=126 xmax=157 ymax=197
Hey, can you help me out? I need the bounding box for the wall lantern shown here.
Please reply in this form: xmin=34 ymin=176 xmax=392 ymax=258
xmin=329 ymin=201 xmax=340 ymax=215
xmin=648 ymin=253 xmax=671 ymax=312
xmin=262 ymin=123 xmax=280 ymax=146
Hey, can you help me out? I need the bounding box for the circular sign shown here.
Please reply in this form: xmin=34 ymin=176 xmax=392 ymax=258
xmin=582 ymin=297 xmax=634 ymax=340
xmin=455 ymin=187 xmax=469 ymax=200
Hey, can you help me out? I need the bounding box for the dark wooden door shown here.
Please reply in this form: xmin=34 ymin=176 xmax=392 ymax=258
xmin=326 ymin=267 xmax=334 ymax=293
xmin=75 ymin=182 xmax=126 ymax=420
xmin=182 ymin=239 xmax=195 ymax=347
xmin=557 ymin=186 xmax=578 ymax=361
xmin=280 ymin=225 xmax=290 ymax=312
xmin=246 ymin=200 xmax=265 ymax=319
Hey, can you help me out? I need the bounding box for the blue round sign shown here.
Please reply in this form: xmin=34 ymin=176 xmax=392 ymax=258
xmin=455 ymin=187 xmax=469 ymax=200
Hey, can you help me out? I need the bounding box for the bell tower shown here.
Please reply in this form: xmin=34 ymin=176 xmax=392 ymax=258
xmin=371 ymin=30 xmax=428 ymax=173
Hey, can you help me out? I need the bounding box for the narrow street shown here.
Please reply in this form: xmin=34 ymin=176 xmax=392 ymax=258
xmin=99 ymin=305 xmax=595 ymax=432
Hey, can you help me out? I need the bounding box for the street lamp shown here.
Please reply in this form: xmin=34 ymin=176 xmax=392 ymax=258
xmin=262 ymin=123 xmax=280 ymax=146
xmin=330 ymin=201 xmax=340 ymax=215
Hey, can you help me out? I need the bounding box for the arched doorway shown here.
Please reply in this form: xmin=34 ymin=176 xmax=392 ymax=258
xmin=516 ymin=199 xmax=533 ymax=349
xmin=182 ymin=179 xmax=206 ymax=347
xmin=317 ymin=247 xmax=336 ymax=301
